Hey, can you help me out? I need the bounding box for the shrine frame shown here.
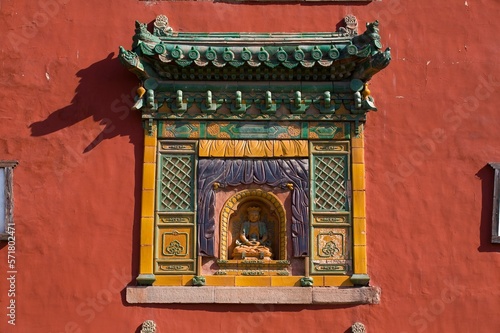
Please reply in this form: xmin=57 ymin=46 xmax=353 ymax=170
xmin=119 ymin=14 xmax=390 ymax=289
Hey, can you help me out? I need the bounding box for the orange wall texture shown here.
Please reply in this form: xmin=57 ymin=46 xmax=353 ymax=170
xmin=1 ymin=0 xmax=499 ymax=332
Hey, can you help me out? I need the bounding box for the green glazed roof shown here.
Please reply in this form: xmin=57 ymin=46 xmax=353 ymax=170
xmin=119 ymin=15 xmax=391 ymax=123
xmin=120 ymin=15 xmax=390 ymax=82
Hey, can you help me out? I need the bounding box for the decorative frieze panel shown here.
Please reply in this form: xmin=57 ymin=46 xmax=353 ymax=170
xmin=159 ymin=121 xmax=350 ymax=140
xmin=205 ymin=122 xmax=302 ymax=140
xmin=157 ymin=213 xmax=193 ymax=224
xmin=313 ymin=214 xmax=350 ymax=225
xmin=159 ymin=141 xmax=196 ymax=153
xmin=313 ymin=228 xmax=349 ymax=260
xmin=155 ymin=226 xmax=196 ymax=274
xmin=311 ymin=227 xmax=351 ymax=275
xmin=162 ymin=229 xmax=190 ymax=258
xmin=155 ymin=261 xmax=195 ymax=274
xmin=308 ymin=122 xmax=350 ymax=140
xmin=311 ymin=141 xmax=349 ymax=153
xmin=160 ymin=121 xmax=201 ymax=139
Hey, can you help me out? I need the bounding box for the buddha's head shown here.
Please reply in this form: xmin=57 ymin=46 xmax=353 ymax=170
xmin=247 ymin=206 xmax=261 ymax=223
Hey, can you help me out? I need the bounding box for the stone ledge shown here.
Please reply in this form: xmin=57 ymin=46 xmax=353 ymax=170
xmin=126 ymin=286 xmax=381 ymax=304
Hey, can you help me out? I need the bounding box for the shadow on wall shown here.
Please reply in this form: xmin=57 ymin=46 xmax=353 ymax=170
xmin=28 ymin=52 xmax=144 ymax=283
xmin=476 ymin=164 xmax=500 ymax=252
xmin=29 ymin=52 xmax=142 ymax=153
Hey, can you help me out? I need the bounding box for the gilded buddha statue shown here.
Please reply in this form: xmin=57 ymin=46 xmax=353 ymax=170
xmin=232 ymin=206 xmax=273 ymax=260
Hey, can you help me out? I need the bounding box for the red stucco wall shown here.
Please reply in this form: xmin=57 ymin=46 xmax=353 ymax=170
xmin=1 ymin=0 xmax=499 ymax=332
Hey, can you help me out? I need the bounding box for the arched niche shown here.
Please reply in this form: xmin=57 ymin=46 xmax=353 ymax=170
xmin=219 ymin=189 xmax=286 ymax=261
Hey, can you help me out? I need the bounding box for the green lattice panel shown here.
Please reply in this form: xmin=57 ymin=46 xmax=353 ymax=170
xmin=158 ymin=154 xmax=194 ymax=211
xmin=312 ymin=155 xmax=349 ymax=212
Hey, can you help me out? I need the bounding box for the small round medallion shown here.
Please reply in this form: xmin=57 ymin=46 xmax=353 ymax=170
xmin=311 ymin=47 xmax=322 ymax=60
xmin=188 ymin=47 xmax=200 ymax=60
xmin=205 ymin=48 xmax=217 ymax=61
xmin=258 ymin=49 xmax=269 ymax=62
xmin=241 ymin=48 xmax=252 ymax=61
xmin=347 ymin=44 xmax=358 ymax=55
xmin=294 ymin=48 xmax=305 ymax=61
xmin=154 ymin=44 xmax=166 ymax=54
xmin=171 ymin=46 xmax=182 ymax=59
xmin=328 ymin=47 xmax=340 ymax=59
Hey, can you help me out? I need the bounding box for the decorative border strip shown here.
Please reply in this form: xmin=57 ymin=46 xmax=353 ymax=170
xmin=159 ymin=121 xmax=350 ymax=140
xmin=199 ymin=140 xmax=308 ymax=157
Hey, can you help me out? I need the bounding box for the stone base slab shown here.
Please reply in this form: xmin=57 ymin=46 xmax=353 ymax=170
xmin=126 ymin=286 xmax=380 ymax=304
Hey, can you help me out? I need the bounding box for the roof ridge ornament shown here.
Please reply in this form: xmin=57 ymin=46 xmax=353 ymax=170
xmin=154 ymin=14 xmax=173 ymax=37
xmin=339 ymin=14 xmax=358 ymax=36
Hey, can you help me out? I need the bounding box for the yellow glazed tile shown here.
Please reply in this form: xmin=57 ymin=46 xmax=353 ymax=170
xmin=153 ymin=275 xmax=183 ymax=286
xmin=273 ymin=140 xmax=308 ymax=157
xmin=199 ymin=140 xmax=235 ymax=157
xmin=144 ymin=126 xmax=157 ymax=147
xmin=351 ymin=135 xmax=364 ymax=148
xmin=354 ymin=245 xmax=367 ymax=274
xmin=351 ymin=164 xmax=366 ymax=191
xmin=182 ymin=275 xmax=194 ymax=286
xmin=238 ymin=140 xmax=274 ymax=158
xmin=140 ymin=218 xmax=154 ymax=245
xmin=204 ymin=276 xmax=236 ymax=286
xmin=297 ymin=140 xmax=310 ymax=156
xmin=139 ymin=217 xmax=154 ymax=274
xmin=270 ymin=276 xmax=303 ymax=287
xmin=312 ymin=276 xmax=324 ymax=287
xmin=351 ymin=147 xmax=365 ymax=164
xmin=139 ymin=245 xmax=154 ymax=274
xmin=352 ymin=190 xmax=366 ymax=218
xmin=223 ymin=140 xmax=236 ymax=157
xmin=235 ymin=276 xmax=271 ymax=287
xmin=143 ymin=146 xmax=156 ymax=163
xmin=198 ymin=140 xmax=212 ymax=157
xmin=353 ymin=218 xmax=367 ymax=246
xmin=141 ymin=189 xmax=155 ymax=217
xmin=324 ymin=276 xmax=353 ymax=287
xmin=142 ymin=163 xmax=156 ymax=190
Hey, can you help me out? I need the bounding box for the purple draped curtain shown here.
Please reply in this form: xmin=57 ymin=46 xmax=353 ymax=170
xmin=197 ymin=159 xmax=309 ymax=257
